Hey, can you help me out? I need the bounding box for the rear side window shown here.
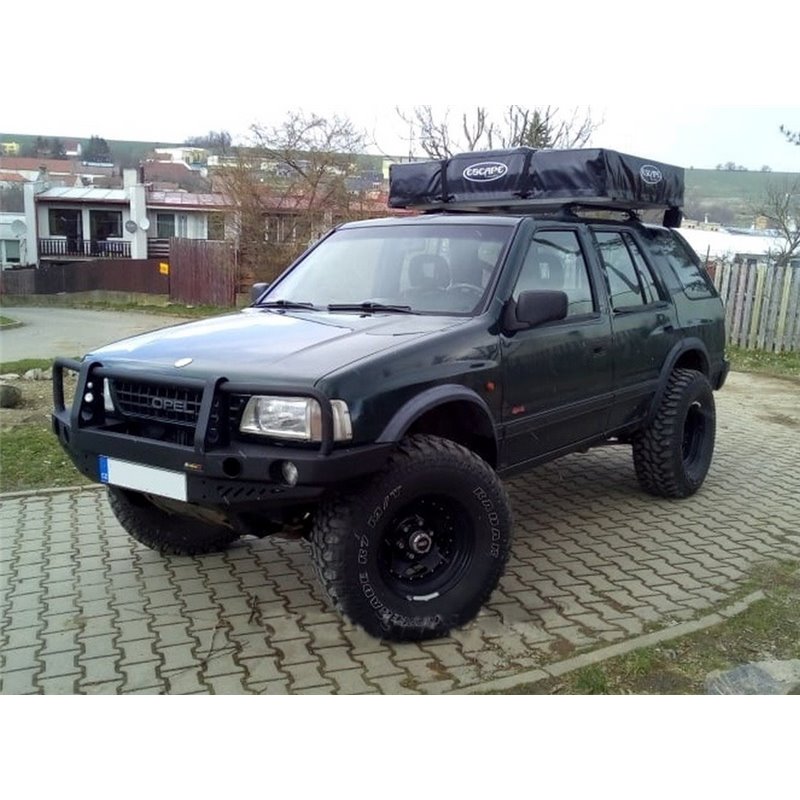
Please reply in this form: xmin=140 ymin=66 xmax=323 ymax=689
xmin=648 ymin=230 xmax=715 ymax=299
xmin=593 ymin=230 xmax=660 ymax=309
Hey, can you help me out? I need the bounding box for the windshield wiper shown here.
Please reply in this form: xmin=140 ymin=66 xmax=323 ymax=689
xmin=327 ymin=302 xmax=416 ymax=314
xmin=255 ymin=299 xmax=317 ymax=310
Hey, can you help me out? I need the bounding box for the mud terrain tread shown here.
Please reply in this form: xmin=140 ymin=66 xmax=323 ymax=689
xmin=632 ymin=368 xmax=715 ymax=499
xmin=107 ymin=487 xmax=239 ymax=556
xmin=309 ymin=434 xmax=512 ymax=641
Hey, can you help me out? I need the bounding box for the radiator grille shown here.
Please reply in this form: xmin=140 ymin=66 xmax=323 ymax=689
xmin=111 ymin=380 xmax=203 ymax=427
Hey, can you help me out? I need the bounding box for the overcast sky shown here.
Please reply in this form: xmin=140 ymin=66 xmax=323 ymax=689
xmin=3 ymin=2 xmax=798 ymax=172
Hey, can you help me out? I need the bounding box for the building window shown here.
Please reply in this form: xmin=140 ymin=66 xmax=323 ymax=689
xmin=156 ymin=213 xmax=175 ymax=239
xmin=89 ymin=210 xmax=122 ymax=240
xmin=207 ymin=212 xmax=225 ymax=240
xmin=49 ymin=208 xmax=83 ymax=237
xmin=1 ymin=239 xmax=21 ymax=264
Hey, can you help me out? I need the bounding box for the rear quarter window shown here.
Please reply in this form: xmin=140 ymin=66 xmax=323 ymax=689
xmin=647 ymin=229 xmax=716 ymax=300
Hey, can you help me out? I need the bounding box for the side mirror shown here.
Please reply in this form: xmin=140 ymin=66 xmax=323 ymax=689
xmin=503 ymin=290 xmax=568 ymax=331
xmin=250 ymin=282 xmax=269 ymax=304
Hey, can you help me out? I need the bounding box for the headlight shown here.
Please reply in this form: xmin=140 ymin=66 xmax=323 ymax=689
xmin=239 ymin=396 xmax=352 ymax=442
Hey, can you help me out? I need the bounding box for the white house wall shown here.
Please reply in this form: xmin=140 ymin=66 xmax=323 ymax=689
xmin=146 ymin=209 xmax=212 ymax=240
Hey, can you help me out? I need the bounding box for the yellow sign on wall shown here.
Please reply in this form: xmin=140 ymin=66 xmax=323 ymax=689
xmin=159 ymin=262 xmax=169 ymax=275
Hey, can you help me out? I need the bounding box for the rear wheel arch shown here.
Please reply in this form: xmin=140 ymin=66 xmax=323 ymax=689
xmin=646 ymin=339 xmax=710 ymax=424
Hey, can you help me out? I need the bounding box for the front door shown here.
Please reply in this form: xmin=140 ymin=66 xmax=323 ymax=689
xmin=500 ymin=226 xmax=613 ymax=469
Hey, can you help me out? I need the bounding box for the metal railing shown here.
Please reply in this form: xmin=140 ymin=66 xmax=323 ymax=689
xmin=38 ymin=238 xmax=131 ymax=258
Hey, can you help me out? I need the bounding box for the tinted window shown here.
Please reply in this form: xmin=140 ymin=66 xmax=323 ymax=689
xmin=515 ymin=230 xmax=595 ymax=317
xmin=648 ymin=229 xmax=715 ymax=299
xmin=623 ymin=232 xmax=661 ymax=304
xmin=594 ymin=231 xmax=648 ymax=309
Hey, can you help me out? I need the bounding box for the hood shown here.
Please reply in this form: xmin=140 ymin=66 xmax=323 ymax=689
xmin=86 ymin=308 xmax=466 ymax=384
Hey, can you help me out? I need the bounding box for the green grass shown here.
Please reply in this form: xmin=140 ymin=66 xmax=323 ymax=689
xmin=498 ymin=561 xmax=800 ymax=695
xmin=0 ymin=425 xmax=90 ymax=493
xmin=0 ymin=294 xmax=232 ymax=319
xmin=0 ymin=314 xmax=17 ymax=326
xmin=727 ymin=345 xmax=800 ymax=379
xmin=0 ymin=358 xmax=55 ymax=374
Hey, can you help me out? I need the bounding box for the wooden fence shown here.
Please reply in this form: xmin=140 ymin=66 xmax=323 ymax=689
xmin=0 ymin=260 xmax=168 ymax=295
xmin=712 ymin=261 xmax=800 ymax=352
xmin=168 ymin=239 xmax=236 ymax=307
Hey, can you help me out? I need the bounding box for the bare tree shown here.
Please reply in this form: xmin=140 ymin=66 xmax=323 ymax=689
xmin=213 ymin=110 xmax=370 ymax=283
xmin=394 ymin=105 xmax=601 ymax=158
xmin=249 ymin=110 xmax=366 ymax=215
xmin=779 ymin=124 xmax=800 ymax=146
xmin=754 ymin=177 xmax=800 ymax=266
xmin=185 ymin=130 xmax=233 ymax=154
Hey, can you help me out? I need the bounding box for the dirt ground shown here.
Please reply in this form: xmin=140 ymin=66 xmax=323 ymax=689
xmin=720 ymin=371 xmax=800 ymax=431
xmin=0 ymin=372 xmax=77 ymax=432
xmin=1 ymin=370 xmax=797 ymax=434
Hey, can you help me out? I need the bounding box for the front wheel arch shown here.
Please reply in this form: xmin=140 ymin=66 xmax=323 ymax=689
xmin=377 ymin=385 xmax=498 ymax=467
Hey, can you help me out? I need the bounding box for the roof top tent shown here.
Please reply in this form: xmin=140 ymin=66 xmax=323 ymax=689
xmin=388 ymin=147 xmax=685 ymax=228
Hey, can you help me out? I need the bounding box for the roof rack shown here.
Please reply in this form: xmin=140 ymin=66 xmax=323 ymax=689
xmin=389 ymin=147 xmax=685 ymax=227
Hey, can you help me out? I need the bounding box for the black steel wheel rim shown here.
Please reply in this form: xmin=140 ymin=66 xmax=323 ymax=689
xmin=682 ymin=401 xmax=707 ymax=466
xmin=377 ymin=494 xmax=474 ymax=599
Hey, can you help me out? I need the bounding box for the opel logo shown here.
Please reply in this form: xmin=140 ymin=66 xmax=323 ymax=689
xmin=174 ymin=358 xmax=193 ymax=368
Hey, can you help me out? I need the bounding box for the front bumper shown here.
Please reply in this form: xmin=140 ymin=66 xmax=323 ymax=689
xmin=52 ymin=357 xmax=392 ymax=511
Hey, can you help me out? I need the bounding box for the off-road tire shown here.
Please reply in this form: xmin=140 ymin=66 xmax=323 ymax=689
xmin=107 ymin=487 xmax=239 ymax=556
xmin=632 ymin=368 xmax=716 ymax=498
xmin=309 ymin=434 xmax=512 ymax=641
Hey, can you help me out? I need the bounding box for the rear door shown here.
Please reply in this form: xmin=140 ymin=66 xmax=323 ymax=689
xmin=500 ymin=224 xmax=613 ymax=468
xmin=589 ymin=226 xmax=680 ymax=432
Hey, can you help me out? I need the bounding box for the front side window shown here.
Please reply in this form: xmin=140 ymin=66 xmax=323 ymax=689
xmin=267 ymin=223 xmax=514 ymax=315
xmin=514 ymin=229 xmax=595 ymax=317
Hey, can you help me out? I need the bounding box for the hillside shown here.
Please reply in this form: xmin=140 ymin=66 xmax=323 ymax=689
xmin=683 ymin=167 xmax=799 ymax=227
xmin=0 ymin=132 xmax=184 ymax=167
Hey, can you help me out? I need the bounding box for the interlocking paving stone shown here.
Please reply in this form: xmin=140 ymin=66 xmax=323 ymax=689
xmin=1 ymin=373 xmax=799 ymax=694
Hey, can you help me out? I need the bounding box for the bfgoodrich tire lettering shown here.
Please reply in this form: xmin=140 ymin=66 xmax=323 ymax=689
xmin=309 ymin=434 xmax=512 ymax=641
xmin=107 ymin=486 xmax=239 ymax=555
xmin=632 ymin=368 xmax=716 ymax=498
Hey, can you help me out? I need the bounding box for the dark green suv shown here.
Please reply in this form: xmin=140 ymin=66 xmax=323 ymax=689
xmin=52 ymin=148 xmax=728 ymax=642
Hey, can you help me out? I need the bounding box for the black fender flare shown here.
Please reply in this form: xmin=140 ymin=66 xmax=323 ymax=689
xmin=376 ymin=384 xmax=499 ymax=462
xmin=646 ymin=338 xmax=710 ymax=424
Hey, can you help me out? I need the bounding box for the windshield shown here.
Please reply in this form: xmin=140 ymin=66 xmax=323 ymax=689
xmin=265 ymin=223 xmax=513 ymax=315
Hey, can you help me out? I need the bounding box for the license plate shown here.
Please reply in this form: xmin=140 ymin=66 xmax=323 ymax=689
xmin=99 ymin=456 xmax=187 ymax=502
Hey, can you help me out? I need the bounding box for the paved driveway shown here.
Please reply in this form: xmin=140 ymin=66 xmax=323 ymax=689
xmin=1 ymin=372 xmax=799 ymax=694
xmin=0 ymin=307 xmax=190 ymax=361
